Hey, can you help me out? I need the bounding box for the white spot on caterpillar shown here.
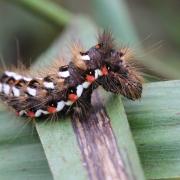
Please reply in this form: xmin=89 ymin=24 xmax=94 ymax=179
xmin=95 ymin=69 xmax=99 ymax=79
xmin=12 ymin=87 xmax=20 ymax=97
xmin=58 ymin=71 xmax=70 ymax=78
xmin=5 ymin=71 xmax=22 ymax=80
xmin=23 ymin=77 xmax=32 ymax=81
xmin=0 ymin=83 xmax=2 ymax=92
xmin=65 ymin=100 xmax=73 ymax=106
xmin=19 ymin=110 xmax=27 ymax=116
xmin=37 ymin=77 xmax=43 ymax=80
xmin=14 ymin=74 xmax=22 ymax=80
xmin=5 ymin=71 xmax=16 ymax=77
xmin=97 ymin=69 xmax=102 ymax=76
xmin=43 ymin=81 xmax=55 ymax=89
xmin=56 ymin=101 xmax=65 ymax=111
xmin=76 ymin=85 xmax=83 ymax=97
xmin=82 ymin=81 xmax=90 ymax=89
xmin=80 ymin=55 xmax=90 ymax=61
xmin=27 ymin=87 xmax=37 ymax=96
xmin=3 ymin=84 xmax=10 ymax=95
xmin=35 ymin=109 xmax=49 ymax=117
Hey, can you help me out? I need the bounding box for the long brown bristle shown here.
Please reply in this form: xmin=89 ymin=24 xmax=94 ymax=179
xmin=71 ymin=43 xmax=87 ymax=70
xmin=98 ymin=30 xmax=115 ymax=52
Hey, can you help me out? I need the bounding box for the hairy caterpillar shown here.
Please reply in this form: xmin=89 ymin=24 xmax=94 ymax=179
xmin=0 ymin=31 xmax=143 ymax=118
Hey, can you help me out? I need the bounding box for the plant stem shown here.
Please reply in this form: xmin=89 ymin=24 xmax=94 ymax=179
xmin=8 ymin=0 xmax=72 ymax=27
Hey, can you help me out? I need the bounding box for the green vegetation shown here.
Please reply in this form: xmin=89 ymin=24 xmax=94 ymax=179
xmin=0 ymin=0 xmax=180 ymax=179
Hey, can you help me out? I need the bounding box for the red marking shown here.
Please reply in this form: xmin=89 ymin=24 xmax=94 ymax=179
xmin=68 ymin=93 xmax=78 ymax=102
xmin=101 ymin=66 xmax=108 ymax=76
xmin=96 ymin=44 xmax=100 ymax=49
xmin=86 ymin=75 xmax=95 ymax=83
xmin=27 ymin=111 xmax=35 ymax=118
xmin=16 ymin=111 xmax=19 ymax=116
xmin=47 ymin=106 xmax=57 ymax=113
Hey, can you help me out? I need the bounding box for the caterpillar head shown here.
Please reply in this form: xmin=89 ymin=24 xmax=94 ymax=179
xmin=79 ymin=31 xmax=114 ymax=69
xmin=76 ymin=31 xmax=143 ymax=100
xmin=99 ymin=49 xmax=143 ymax=100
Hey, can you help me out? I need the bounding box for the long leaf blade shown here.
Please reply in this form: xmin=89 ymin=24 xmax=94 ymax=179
xmin=124 ymin=80 xmax=180 ymax=179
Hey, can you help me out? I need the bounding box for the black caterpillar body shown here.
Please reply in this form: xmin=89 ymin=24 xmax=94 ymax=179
xmin=0 ymin=31 xmax=143 ymax=118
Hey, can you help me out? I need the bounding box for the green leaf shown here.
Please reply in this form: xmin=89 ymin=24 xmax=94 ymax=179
xmin=90 ymin=0 xmax=139 ymax=44
xmin=124 ymin=80 xmax=180 ymax=179
xmin=1 ymin=1 xmax=180 ymax=178
xmin=0 ymin=106 xmax=53 ymax=180
xmin=36 ymin=118 xmax=88 ymax=180
xmin=105 ymin=94 xmax=145 ymax=180
xmin=7 ymin=0 xmax=72 ymax=26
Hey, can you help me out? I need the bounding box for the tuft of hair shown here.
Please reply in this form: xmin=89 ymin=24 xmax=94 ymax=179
xmin=119 ymin=48 xmax=134 ymax=62
xmin=30 ymin=57 xmax=66 ymax=90
xmin=100 ymin=45 xmax=143 ymax=100
xmin=102 ymin=70 xmax=143 ymax=100
xmin=98 ymin=30 xmax=115 ymax=53
xmin=31 ymin=57 xmax=66 ymax=77
xmin=120 ymin=62 xmax=143 ymax=100
xmin=71 ymin=43 xmax=87 ymax=70
xmin=119 ymin=48 xmax=143 ymax=100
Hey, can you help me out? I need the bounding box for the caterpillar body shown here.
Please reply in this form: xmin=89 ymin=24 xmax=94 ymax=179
xmin=0 ymin=31 xmax=143 ymax=118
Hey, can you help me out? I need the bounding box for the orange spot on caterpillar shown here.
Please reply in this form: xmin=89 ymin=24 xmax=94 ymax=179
xmin=95 ymin=43 xmax=103 ymax=49
xmin=86 ymin=75 xmax=95 ymax=83
xmin=101 ymin=66 xmax=108 ymax=76
xmin=68 ymin=94 xmax=78 ymax=102
xmin=16 ymin=111 xmax=19 ymax=116
xmin=27 ymin=111 xmax=35 ymax=118
xmin=47 ymin=107 xmax=57 ymax=113
xmin=96 ymin=44 xmax=100 ymax=49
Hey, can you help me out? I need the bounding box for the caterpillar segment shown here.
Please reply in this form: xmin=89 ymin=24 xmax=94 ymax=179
xmin=0 ymin=60 xmax=103 ymax=118
xmin=0 ymin=31 xmax=143 ymax=118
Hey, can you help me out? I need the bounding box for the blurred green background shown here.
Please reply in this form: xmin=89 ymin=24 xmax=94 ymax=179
xmin=0 ymin=1 xmax=180 ymax=179
xmin=0 ymin=0 xmax=180 ymax=79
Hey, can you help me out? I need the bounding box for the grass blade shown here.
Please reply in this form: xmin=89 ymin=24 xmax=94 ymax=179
xmin=7 ymin=0 xmax=72 ymax=26
xmin=124 ymin=80 xmax=180 ymax=179
xmin=0 ymin=106 xmax=53 ymax=180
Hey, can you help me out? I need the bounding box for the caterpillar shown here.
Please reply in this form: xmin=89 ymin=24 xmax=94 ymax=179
xmin=0 ymin=31 xmax=143 ymax=118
